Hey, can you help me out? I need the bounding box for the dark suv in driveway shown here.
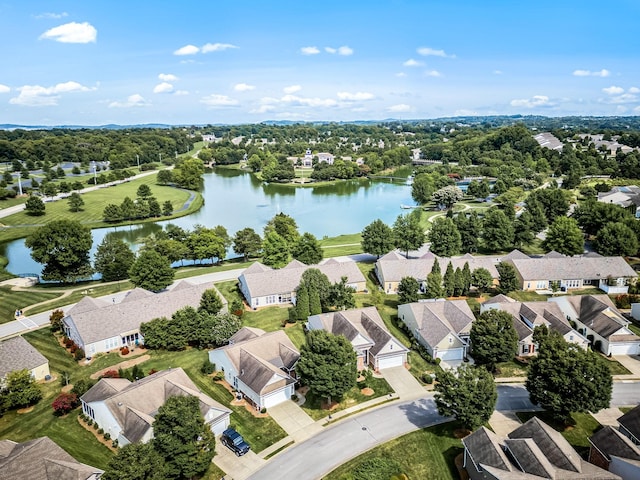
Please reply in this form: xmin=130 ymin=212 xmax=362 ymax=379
xmin=221 ymin=428 xmax=251 ymax=456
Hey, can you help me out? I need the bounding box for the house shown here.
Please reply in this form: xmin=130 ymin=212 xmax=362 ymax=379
xmin=549 ymin=295 xmax=640 ymax=356
xmin=301 ymin=148 xmax=313 ymax=167
xmin=316 ymin=152 xmax=335 ymax=165
xmin=0 ymin=336 xmax=50 ymax=381
xmin=618 ymin=405 xmax=640 ymax=445
xmin=598 ymin=186 xmax=640 ymax=218
xmin=307 ymin=307 xmax=408 ymax=371
xmin=63 ymin=281 xmax=220 ymax=357
xmin=480 ymin=295 xmax=588 ymax=356
xmin=463 ymin=417 xmax=621 ymax=480
xmin=398 ymin=299 xmax=475 ymax=362
xmin=589 ymin=426 xmax=640 ymax=479
xmin=208 ymin=329 xmax=299 ymax=409
xmin=238 ymin=258 xmax=366 ymax=309
xmin=80 ymin=367 xmax=230 ymax=446
xmin=507 ymin=253 xmax=637 ymax=294
xmin=0 ymin=436 xmax=103 ymax=479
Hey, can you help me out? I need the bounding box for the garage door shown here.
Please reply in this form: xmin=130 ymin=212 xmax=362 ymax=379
xmin=263 ymin=388 xmax=291 ymax=409
xmin=437 ymin=348 xmax=464 ymax=361
xmin=610 ymin=343 xmax=640 ymax=356
xmin=377 ymin=355 xmax=405 ymax=370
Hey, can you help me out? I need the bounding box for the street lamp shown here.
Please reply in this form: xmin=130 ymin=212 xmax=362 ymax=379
xmin=91 ymin=162 xmax=97 ymax=184
xmin=136 ymin=154 xmax=140 ymax=171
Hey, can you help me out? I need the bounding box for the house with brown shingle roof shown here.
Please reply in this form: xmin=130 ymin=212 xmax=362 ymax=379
xmin=0 ymin=336 xmax=50 ymax=381
xmin=80 ymin=367 xmax=230 ymax=446
xmin=549 ymin=295 xmax=640 ymax=356
xmin=238 ymin=258 xmax=366 ymax=309
xmin=307 ymin=307 xmax=408 ymax=371
xmin=398 ymin=299 xmax=475 ymax=362
xmin=208 ymin=329 xmax=299 ymax=409
xmin=62 ymin=281 xmax=222 ymax=357
xmin=463 ymin=417 xmax=621 ymax=480
xmin=0 ymin=436 xmax=103 ymax=480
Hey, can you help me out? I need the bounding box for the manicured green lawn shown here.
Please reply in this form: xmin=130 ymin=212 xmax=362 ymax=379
xmin=284 ymin=323 xmax=306 ymax=349
xmin=324 ymin=421 xmax=464 ymax=480
xmin=601 ymin=356 xmax=632 ymax=375
xmin=0 ymin=286 xmax=59 ymax=324
xmin=507 ymin=290 xmax=548 ymax=302
xmin=319 ymin=233 xmax=363 ymax=256
xmin=494 ymin=359 xmax=529 ymax=378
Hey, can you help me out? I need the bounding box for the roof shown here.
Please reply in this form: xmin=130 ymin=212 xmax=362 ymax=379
xmin=64 ymin=281 xmax=214 ymax=346
xmin=0 ymin=336 xmax=49 ymax=378
xmin=562 ymin=295 xmax=639 ymax=340
xmin=462 ymin=426 xmax=512 ymax=472
xmin=120 ymin=287 xmax=154 ymax=303
xmin=0 ymin=437 xmax=103 ymax=480
xmin=508 ymin=256 xmax=636 ymax=282
xmin=619 ymin=405 xmax=640 ymax=441
xmin=229 ymin=327 xmax=266 ymax=344
xmin=401 ymin=300 xmax=474 ymax=347
xmin=590 ymin=425 xmax=640 ymax=462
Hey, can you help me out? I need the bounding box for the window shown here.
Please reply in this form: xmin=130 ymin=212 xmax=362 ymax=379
xmin=522 ymin=345 xmax=528 ymax=354
xmin=536 ymin=280 xmax=548 ymax=289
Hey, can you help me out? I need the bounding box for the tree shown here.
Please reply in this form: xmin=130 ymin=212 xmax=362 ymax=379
xmin=361 ymin=219 xmax=395 ymax=258
xmin=443 ymin=262 xmax=455 ymax=297
xmin=297 ymin=330 xmax=357 ymax=403
xmin=467 ymin=179 xmax=490 ymax=199
xmin=136 ymin=184 xmax=153 ymax=199
xmin=432 ymin=185 xmax=464 ymax=210
xmin=264 ymin=213 xmax=299 ymax=244
xmin=67 ymin=192 xmax=84 ymax=212
xmin=397 ymin=276 xmax=420 ymax=304
xmin=496 ymin=262 xmax=519 ymax=294
xmin=472 ymin=267 xmax=493 ymax=293
xmin=94 ymin=236 xmax=136 ymax=282
xmin=25 ymin=220 xmax=93 ymax=283
xmin=434 ymin=364 xmax=497 ymax=431
xmin=162 ymin=200 xmax=173 ymax=216
xmin=103 ymin=203 xmax=122 ymax=222
xmin=233 ymin=227 xmax=262 ymax=261
xmin=262 ymin=231 xmax=290 ymax=268
xmin=208 ymin=312 xmax=242 ymax=348
xmin=526 ymin=188 xmax=570 ymax=222
xmin=152 ymin=395 xmax=215 ymax=480
xmin=157 ymin=169 xmax=173 ymax=185
xmin=186 ymin=227 xmax=226 ymax=265
xmin=294 ymin=283 xmax=310 ymax=321
xmin=328 ymin=276 xmax=357 ymax=310
xmin=393 ymin=213 xmax=425 ymax=258
xmin=526 ymin=329 xmax=612 ymax=423
xmin=291 ymin=232 xmax=323 ymax=265
xmin=513 ymin=210 xmax=535 ymax=247
xmin=482 ymin=209 xmax=515 ymax=252
xmin=462 ymin=262 xmax=472 ymax=296
xmin=128 ymin=250 xmax=175 ymax=292
xmin=1 ymin=369 xmax=42 ymax=410
xmin=455 ymin=211 xmax=482 ymax=253
xmin=25 ymin=195 xmax=45 ymax=216
xmin=425 ymin=271 xmax=444 ymax=298
xmin=103 ymin=443 xmax=167 ymax=480
xmin=52 ymin=392 xmax=79 ymax=415
xmin=594 ymin=222 xmax=639 ymax=256
xmin=49 ymin=309 xmax=65 ymax=332
xmin=428 ymin=217 xmax=461 ymax=257
xmin=199 ymin=288 xmax=223 ymax=315
xmin=172 ymin=157 xmax=205 ymax=190
xmin=119 ymin=196 xmax=136 ymax=220
xmin=470 ymin=310 xmax=518 ymax=371
xmin=542 ymin=216 xmax=584 ymax=256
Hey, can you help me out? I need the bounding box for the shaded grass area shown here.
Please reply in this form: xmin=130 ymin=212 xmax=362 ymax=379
xmin=324 ymin=421 xmax=463 ymax=480
xmin=0 ymin=285 xmax=59 ymax=324
xmin=600 ymin=356 xmax=632 ymax=375
xmin=494 ymin=359 xmax=529 ymax=378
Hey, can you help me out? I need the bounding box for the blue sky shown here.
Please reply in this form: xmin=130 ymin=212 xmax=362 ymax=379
xmin=0 ymin=0 xmax=639 ymax=125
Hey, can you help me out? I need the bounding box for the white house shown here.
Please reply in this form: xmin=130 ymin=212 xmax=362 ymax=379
xmin=209 ymin=329 xmax=299 ymax=410
xmin=0 ymin=336 xmax=50 ymax=382
xmin=81 ymin=368 xmax=230 ymax=446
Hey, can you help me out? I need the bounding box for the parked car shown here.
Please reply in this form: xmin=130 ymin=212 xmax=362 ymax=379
xmin=221 ymin=428 xmax=250 ymax=456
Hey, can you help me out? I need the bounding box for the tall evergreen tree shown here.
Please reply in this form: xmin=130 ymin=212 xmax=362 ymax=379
xmin=443 ymin=262 xmax=455 ymax=297
xmin=462 ymin=262 xmax=472 ymax=296
xmin=295 ymin=283 xmax=310 ymax=321
xmin=496 ymin=261 xmax=519 ymax=294
xmin=426 ymin=272 xmax=444 ymax=298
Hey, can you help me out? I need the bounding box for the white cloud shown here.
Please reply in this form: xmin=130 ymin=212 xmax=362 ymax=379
xmin=202 ymin=42 xmax=238 ymax=53
xmin=283 ymin=85 xmax=302 ymax=94
xmin=153 ymin=82 xmax=174 ymax=94
xmin=300 ymin=46 xmax=320 ymax=55
xmin=573 ymin=69 xmax=610 ymax=77
xmin=10 ymin=81 xmax=94 ymax=106
xmin=510 ymin=95 xmax=553 ymax=108
xmin=425 ymin=70 xmax=442 ymax=77
xmin=174 ymin=90 xmax=189 ymax=96
xmin=629 ymin=87 xmax=640 ymax=94
xmin=108 ymin=94 xmax=149 ymax=108
xmin=403 ymin=59 xmax=423 ymax=67
xmin=325 ymin=47 xmax=336 ymax=54
xmin=0 ymin=84 xmax=10 ymax=94
xmin=40 ymin=21 xmax=97 ymax=43
xmin=337 ymin=91 xmax=375 ymax=101
xmin=337 ymin=45 xmax=353 ymax=56
xmin=395 ymin=72 xmax=407 ymax=77
xmin=234 ymin=83 xmax=255 ymax=92
xmin=250 ymin=104 xmax=276 ymax=114
xmin=635 ymin=106 xmax=640 ymax=113
xmin=281 ymin=94 xmax=337 ymax=107
xmin=200 ymin=94 xmax=239 ymax=107
xmin=158 ymin=73 xmax=178 ymax=82
xmin=174 ymin=44 xmax=200 ymax=56
xmin=35 ymin=12 xmax=68 ymax=19
xmin=493 ymin=70 xmax=503 ymax=75
xmin=603 ymin=93 xmax=638 ymax=104
xmin=603 ymin=86 xmax=624 ymax=95
xmin=417 ymin=47 xmax=455 ymax=58
xmin=388 ymin=104 xmax=411 ymax=112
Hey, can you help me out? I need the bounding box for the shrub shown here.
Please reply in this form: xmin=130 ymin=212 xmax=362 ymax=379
xmin=87 ymin=419 xmax=93 ymax=427
xmin=64 ymin=337 xmax=73 ymax=348
xmin=422 ymin=372 xmax=434 ymax=384
xmin=74 ymin=348 xmax=85 ymax=361
xmin=69 ymin=344 xmax=78 ymax=354
xmin=112 ymin=440 xmax=119 ymax=448
xmin=120 ymin=346 xmax=130 ymax=355
xmin=101 ymin=370 xmax=120 ymax=379
xmin=98 ymin=428 xmax=104 ymax=435
xmin=104 ymin=433 xmax=111 ymax=440
xmin=72 ymin=379 xmax=96 ymax=397
xmin=434 ymin=357 xmax=442 ymax=365
xmin=211 ymin=371 xmax=224 ymax=381
xmin=148 ymin=369 xmax=158 ymax=375
xmin=49 ymin=309 xmax=65 ymax=332
xmin=200 ymin=360 xmax=216 ymax=375
xmin=52 ymin=393 xmax=79 ymax=415
xmin=260 ymin=407 xmax=267 ymax=414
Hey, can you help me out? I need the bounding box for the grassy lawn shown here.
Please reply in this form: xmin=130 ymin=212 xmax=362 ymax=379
xmin=494 ymin=358 xmax=529 ymax=378
xmin=324 ymin=421 xmax=463 ymax=480
xmin=284 ymin=323 xmax=306 ymax=349
xmin=628 ymin=322 xmax=640 ymax=336
xmin=600 ymin=355 xmax=632 ymax=375
xmin=0 ymin=286 xmax=59 ymax=324
xmin=515 ymin=411 xmax=601 ymax=458
xmin=507 ymin=290 xmax=548 ymax=302
xmin=408 ymin=350 xmax=438 ymax=384
xmin=319 ymin=233 xmax=363 ymax=257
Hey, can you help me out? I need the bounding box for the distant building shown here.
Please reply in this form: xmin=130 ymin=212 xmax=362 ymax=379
xmin=316 ymin=152 xmax=335 ymax=165
xmin=597 ymin=186 xmax=640 ymax=218
xmin=0 ymin=336 xmax=50 ymax=381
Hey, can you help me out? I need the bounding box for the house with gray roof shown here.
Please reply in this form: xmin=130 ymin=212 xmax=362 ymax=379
xmin=463 ymin=417 xmax=621 ymax=480
xmin=618 ymin=405 xmax=640 ymax=445
xmin=307 ymin=307 xmax=408 ymax=371
xmin=0 ymin=336 xmax=50 ymax=381
xmin=238 ymin=258 xmax=366 ymax=309
xmin=63 ymin=281 xmax=220 ymax=357
xmin=507 ymin=253 xmax=637 ymax=294
xmin=590 ymin=425 xmax=640 ymax=479
xmin=398 ymin=299 xmax=475 ymax=363
xmin=481 ymin=295 xmax=588 ymax=357
xmin=81 ymin=367 xmax=230 ymax=446
xmin=549 ymin=295 xmax=640 ymax=356
xmin=598 ymin=185 xmax=640 ymax=218
xmin=0 ymin=436 xmax=103 ymax=480
xmin=209 ymin=329 xmax=299 ymax=409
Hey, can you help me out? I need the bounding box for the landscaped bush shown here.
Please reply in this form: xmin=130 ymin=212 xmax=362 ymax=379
xmin=87 ymin=419 xmax=93 ymax=427
xmin=101 ymin=370 xmax=120 ymax=379
xmin=422 ymin=372 xmax=434 ymax=384
xmin=98 ymin=428 xmax=104 ymax=435
xmin=63 ymin=337 xmax=73 ymax=348
xmin=112 ymin=440 xmax=118 ymax=448
xmin=211 ymin=371 xmax=224 ymax=381
xmin=260 ymin=407 xmax=267 ymax=414
xmin=200 ymin=360 xmax=216 ymax=375
xmin=69 ymin=344 xmax=78 ymax=354
xmin=74 ymin=348 xmax=85 ymax=360
xmin=104 ymin=433 xmax=111 ymax=440
xmin=52 ymin=393 xmax=79 ymax=415
xmin=120 ymin=346 xmax=130 ymax=355
xmin=71 ymin=378 xmax=96 ymax=397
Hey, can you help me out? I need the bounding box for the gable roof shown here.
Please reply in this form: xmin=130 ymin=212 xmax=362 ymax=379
xmin=64 ymin=281 xmax=214 ymax=346
xmin=503 ymin=438 xmax=556 ymax=479
xmin=120 ymin=287 xmax=154 ymax=303
xmin=619 ymin=405 xmax=640 ymax=441
xmin=401 ymin=300 xmax=475 ymax=347
xmin=229 ymin=327 xmax=266 ymax=344
xmin=0 ymin=437 xmax=103 ymax=480
xmin=590 ymin=425 xmax=640 ymax=462
xmin=0 ymin=336 xmax=49 ymax=378
xmin=508 ymin=256 xmax=636 ymax=282
xmin=462 ymin=426 xmax=512 ymax=472
xmin=562 ymin=295 xmax=638 ymax=340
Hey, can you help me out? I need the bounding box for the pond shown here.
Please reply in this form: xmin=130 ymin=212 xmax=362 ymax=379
xmin=1 ymin=168 xmax=414 ymax=276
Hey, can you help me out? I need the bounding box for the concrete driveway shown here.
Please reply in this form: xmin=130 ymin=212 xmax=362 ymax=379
xmin=489 ymin=410 xmax=522 ymax=437
xmin=381 ymin=366 xmax=425 ymax=399
xmin=613 ymin=355 xmax=640 ymax=377
xmin=213 ymin=437 xmax=265 ymax=480
xmin=267 ymin=400 xmax=322 ymax=442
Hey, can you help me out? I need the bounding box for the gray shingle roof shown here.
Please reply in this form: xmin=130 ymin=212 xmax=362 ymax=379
xmin=0 ymin=336 xmax=49 ymax=378
xmin=619 ymin=405 xmax=640 ymax=442
xmin=229 ymin=327 xmax=266 ymax=344
xmin=504 ymin=438 xmax=556 ymax=479
xmin=462 ymin=426 xmax=512 ymax=471
xmin=590 ymin=425 xmax=640 ymax=462
xmin=567 ymin=295 xmax=638 ymax=340
xmin=401 ymin=300 xmax=474 ymax=348
xmin=508 ymin=256 xmax=636 ymax=282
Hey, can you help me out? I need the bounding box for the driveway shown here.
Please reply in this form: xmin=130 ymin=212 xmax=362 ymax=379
xmin=267 ymin=400 xmax=322 ymax=442
xmin=489 ymin=410 xmax=522 ymax=437
xmin=381 ymin=366 xmax=425 ymax=399
xmin=213 ymin=437 xmax=265 ymax=480
xmin=613 ymin=355 xmax=640 ymax=377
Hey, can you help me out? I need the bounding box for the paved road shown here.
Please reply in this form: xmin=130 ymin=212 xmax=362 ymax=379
xmin=247 ymin=383 xmax=640 ymax=480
